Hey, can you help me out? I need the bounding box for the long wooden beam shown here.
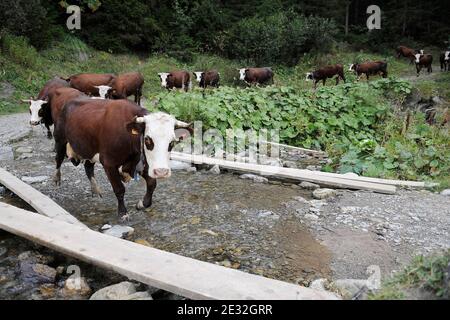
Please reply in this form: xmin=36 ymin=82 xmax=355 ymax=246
xmin=0 ymin=203 xmax=339 ymax=300
xmin=171 ymin=152 xmax=397 ymax=194
xmin=0 ymin=167 xmax=85 ymax=226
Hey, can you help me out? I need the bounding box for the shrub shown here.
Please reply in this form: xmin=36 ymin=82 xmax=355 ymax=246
xmin=0 ymin=32 xmax=41 ymax=68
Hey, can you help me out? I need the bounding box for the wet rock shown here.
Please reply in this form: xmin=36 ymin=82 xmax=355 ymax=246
xmin=293 ymin=196 xmax=309 ymax=203
xmin=89 ymin=281 xmax=153 ymax=300
xmin=304 ymin=214 xmax=319 ymax=220
xmin=312 ymin=188 xmax=337 ymax=200
xmin=15 ymin=146 xmax=33 ymax=154
xmin=209 ymin=165 xmax=221 ymax=174
xmin=309 ymin=278 xmax=328 ymax=291
xmin=331 ymin=279 xmax=368 ymax=299
xmin=185 ymin=166 xmax=197 ymax=173
xmin=0 ymin=186 xmax=6 ymax=195
xmin=299 ymin=181 xmax=320 ymax=190
xmin=18 ymin=153 xmax=33 ymax=160
xmin=18 ymin=262 xmax=57 ymax=285
xmin=239 ymin=174 xmax=268 ymax=183
xmin=18 ymin=251 xmax=54 ymax=265
xmin=39 ymin=284 xmax=57 ymax=299
xmin=169 ymin=160 xmax=192 ymax=170
xmin=440 ymin=189 xmax=450 ymax=196
xmin=135 ymin=239 xmax=152 ymax=247
xmin=0 ymin=246 xmax=7 ymax=258
xmin=100 ymin=224 xmax=112 ymax=231
xmin=62 ymin=275 xmax=91 ymax=297
xmin=21 ymin=176 xmax=49 ymax=184
xmin=102 ymin=225 xmax=134 ymax=238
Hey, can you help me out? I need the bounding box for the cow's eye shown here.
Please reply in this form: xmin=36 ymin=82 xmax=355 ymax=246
xmin=168 ymin=141 xmax=175 ymax=151
xmin=144 ymin=137 xmax=154 ymax=150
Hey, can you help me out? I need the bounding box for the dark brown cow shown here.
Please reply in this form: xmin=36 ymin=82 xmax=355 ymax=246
xmin=305 ymin=64 xmax=346 ymax=89
xmin=193 ymin=70 xmax=220 ymax=88
xmin=63 ymin=73 xmax=116 ymax=96
xmin=414 ymin=53 xmax=433 ymax=76
xmin=396 ymin=46 xmax=423 ymax=64
xmin=22 ymin=77 xmax=70 ymax=138
xmin=46 ymin=87 xmax=87 ymax=130
xmin=53 ymin=99 xmax=191 ymax=218
xmin=349 ymin=61 xmax=388 ymax=80
xmin=239 ymin=67 xmax=274 ymax=85
xmin=158 ymin=71 xmax=191 ymax=91
xmin=108 ymin=72 xmax=145 ymax=105
xmin=440 ymin=51 xmax=450 ymax=71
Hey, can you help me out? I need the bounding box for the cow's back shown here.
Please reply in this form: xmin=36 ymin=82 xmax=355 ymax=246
xmin=114 ymin=72 xmax=144 ymax=96
xmin=69 ymin=73 xmax=116 ymax=95
xmin=38 ymin=77 xmax=70 ymax=100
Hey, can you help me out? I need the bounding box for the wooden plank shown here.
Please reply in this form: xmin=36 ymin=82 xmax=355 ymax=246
xmin=0 ymin=203 xmax=339 ymax=300
xmin=171 ymin=152 xmax=396 ymax=194
xmin=307 ymin=171 xmax=438 ymax=188
xmin=0 ymin=167 xmax=85 ymax=226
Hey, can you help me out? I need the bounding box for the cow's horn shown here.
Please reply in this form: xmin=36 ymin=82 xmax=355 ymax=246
xmin=135 ymin=116 xmax=145 ymax=123
xmin=175 ymin=120 xmax=190 ymax=127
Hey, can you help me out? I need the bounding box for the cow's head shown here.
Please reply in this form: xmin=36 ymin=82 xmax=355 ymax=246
xmin=158 ymin=73 xmax=171 ymax=88
xmin=94 ymin=85 xmax=112 ymax=99
xmin=22 ymin=98 xmax=47 ymax=125
xmin=419 ymin=49 xmax=424 ymax=55
xmin=193 ymin=72 xmax=204 ymax=83
xmin=414 ymin=53 xmax=422 ymax=63
xmin=445 ymin=51 xmax=450 ymax=61
xmin=349 ymin=64 xmax=356 ymax=72
xmin=238 ymin=68 xmax=248 ymax=81
xmin=305 ymin=72 xmax=314 ymax=81
xmin=126 ymin=112 xmax=191 ymax=179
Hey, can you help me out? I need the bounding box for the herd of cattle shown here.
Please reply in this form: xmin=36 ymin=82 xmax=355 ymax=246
xmin=19 ymin=46 xmax=449 ymax=218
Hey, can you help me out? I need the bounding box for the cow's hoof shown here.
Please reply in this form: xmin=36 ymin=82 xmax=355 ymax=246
xmin=136 ymin=200 xmax=145 ymax=210
xmin=53 ymin=173 xmax=61 ymax=186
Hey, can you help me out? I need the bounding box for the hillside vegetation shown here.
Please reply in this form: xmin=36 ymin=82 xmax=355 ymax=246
xmin=0 ymin=33 xmax=449 ymax=188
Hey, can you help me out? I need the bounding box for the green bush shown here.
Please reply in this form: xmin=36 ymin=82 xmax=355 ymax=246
xmin=0 ymin=32 xmax=42 ymax=68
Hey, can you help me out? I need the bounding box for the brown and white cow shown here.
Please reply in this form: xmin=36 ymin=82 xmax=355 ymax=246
xmin=53 ymin=98 xmax=191 ymax=218
xmin=440 ymin=51 xmax=450 ymax=71
xmin=22 ymin=77 xmax=70 ymax=138
xmin=414 ymin=53 xmax=433 ymax=76
xmin=63 ymin=73 xmax=116 ymax=97
xmin=238 ymin=67 xmax=274 ymax=85
xmin=349 ymin=61 xmax=388 ymax=80
xmin=396 ymin=46 xmax=424 ymax=64
xmin=193 ymin=70 xmax=220 ymax=88
xmin=305 ymin=64 xmax=346 ymax=89
xmin=108 ymin=72 xmax=145 ymax=105
xmin=158 ymin=71 xmax=191 ymax=91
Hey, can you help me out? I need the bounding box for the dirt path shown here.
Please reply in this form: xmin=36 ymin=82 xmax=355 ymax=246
xmin=0 ymin=113 xmax=449 ymax=299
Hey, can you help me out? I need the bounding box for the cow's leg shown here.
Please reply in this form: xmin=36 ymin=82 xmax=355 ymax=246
xmin=53 ymin=141 xmax=66 ymax=186
xmin=313 ymin=80 xmax=318 ymax=90
xmin=136 ymin=162 xmax=157 ymax=210
xmin=84 ymin=161 xmax=102 ymax=198
xmin=45 ymin=124 xmax=52 ymax=139
xmin=416 ymin=65 xmax=421 ymax=76
xmin=322 ymin=79 xmax=326 ymax=86
xmin=335 ymin=76 xmax=339 ymax=85
xmin=103 ymin=165 xmax=127 ymax=218
xmin=366 ymin=74 xmax=369 ymax=81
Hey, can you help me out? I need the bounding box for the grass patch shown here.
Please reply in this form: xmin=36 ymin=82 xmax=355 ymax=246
xmin=370 ymin=250 xmax=450 ymax=300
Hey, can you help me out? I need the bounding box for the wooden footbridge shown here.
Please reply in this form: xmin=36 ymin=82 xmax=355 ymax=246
xmin=0 ymin=153 xmax=436 ymax=300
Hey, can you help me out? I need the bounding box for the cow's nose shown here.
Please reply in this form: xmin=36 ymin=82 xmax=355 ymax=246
xmin=153 ymin=168 xmax=170 ymax=178
xmin=30 ymin=121 xmax=39 ymax=126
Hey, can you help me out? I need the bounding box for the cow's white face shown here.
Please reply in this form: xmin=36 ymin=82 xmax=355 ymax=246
xmin=194 ymin=72 xmax=203 ymax=82
xmin=134 ymin=112 xmax=190 ymax=179
xmin=158 ymin=73 xmax=170 ymax=88
xmin=239 ymin=68 xmax=247 ymax=81
xmin=414 ymin=53 xmax=422 ymax=63
xmin=305 ymin=72 xmax=313 ymax=81
xmin=445 ymin=51 xmax=450 ymax=61
xmin=94 ymin=85 xmax=112 ymax=99
xmin=349 ymin=64 xmax=355 ymax=72
xmin=23 ymin=99 xmax=47 ymax=125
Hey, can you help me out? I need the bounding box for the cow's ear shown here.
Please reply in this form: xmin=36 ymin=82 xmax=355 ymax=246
xmin=126 ymin=116 xmax=145 ymax=136
xmin=175 ymin=127 xmax=192 ymax=141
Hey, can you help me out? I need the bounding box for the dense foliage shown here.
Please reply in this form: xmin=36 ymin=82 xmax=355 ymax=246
xmin=1 ymin=0 xmax=449 ymax=63
xmin=155 ymin=79 xmax=449 ymax=183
